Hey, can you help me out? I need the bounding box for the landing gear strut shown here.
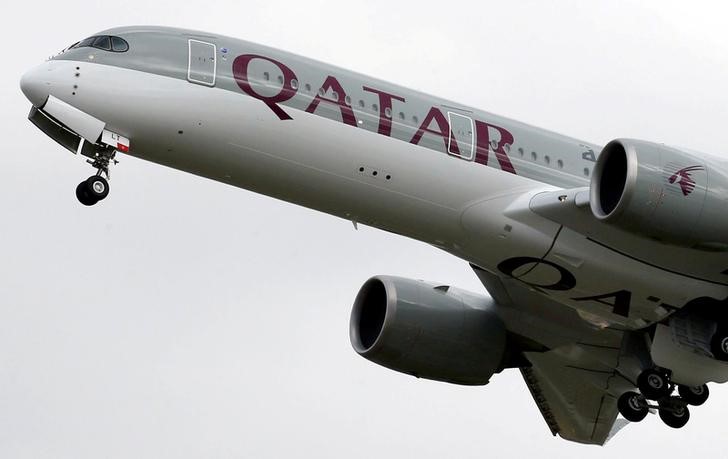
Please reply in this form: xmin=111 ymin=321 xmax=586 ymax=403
xmin=75 ymin=147 xmax=116 ymax=206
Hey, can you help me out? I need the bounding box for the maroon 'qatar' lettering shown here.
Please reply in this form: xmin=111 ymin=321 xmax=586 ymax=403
xmin=363 ymin=86 xmax=406 ymax=136
xmin=305 ymin=76 xmax=357 ymax=126
xmin=232 ymin=54 xmax=298 ymax=121
xmin=410 ymin=107 xmax=455 ymax=152
xmin=474 ymin=121 xmax=516 ymax=174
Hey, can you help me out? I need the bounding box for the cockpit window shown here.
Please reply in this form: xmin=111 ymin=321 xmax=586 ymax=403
xmin=76 ymin=37 xmax=96 ymax=48
xmin=111 ymin=36 xmax=129 ymax=52
xmin=71 ymin=35 xmax=129 ymax=53
xmin=92 ymin=36 xmax=112 ymax=51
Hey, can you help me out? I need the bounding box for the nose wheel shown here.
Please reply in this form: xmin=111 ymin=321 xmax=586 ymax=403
xmin=75 ymin=146 xmax=117 ymax=206
xmin=76 ymin=175 xmax=110 ymax=206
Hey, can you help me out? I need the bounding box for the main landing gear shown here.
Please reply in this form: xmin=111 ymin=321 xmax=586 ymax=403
xmin=617 ymin=367 xmax=709 ymax=429
xmin=710 ymin=326 xmax=728 ymax=361
xmin=75 ymin=147 xmax=117 ymax=206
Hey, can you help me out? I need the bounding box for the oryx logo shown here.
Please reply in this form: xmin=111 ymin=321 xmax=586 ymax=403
xmin=668 ymin=165 xmax=703 ymax=196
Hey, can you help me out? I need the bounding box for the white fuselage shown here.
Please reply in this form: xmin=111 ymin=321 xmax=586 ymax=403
xmin=21 ymin=42 xmax=728 ymax=332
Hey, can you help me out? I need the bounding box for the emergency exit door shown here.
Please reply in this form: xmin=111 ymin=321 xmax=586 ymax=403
xmin=187 ymin=39 xmax=217 ymax=87
xmin=447 ymin=112 xmax=474 ymax=160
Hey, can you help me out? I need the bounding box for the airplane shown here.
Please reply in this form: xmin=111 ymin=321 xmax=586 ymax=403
xmin=19 ymin=25 xmax=728 ymax=445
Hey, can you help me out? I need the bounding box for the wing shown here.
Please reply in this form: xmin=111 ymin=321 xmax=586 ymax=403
xmin=471 ymin=265 xmax=635 ymax=445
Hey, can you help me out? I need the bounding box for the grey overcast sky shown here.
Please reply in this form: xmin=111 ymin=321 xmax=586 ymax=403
xmin=3 ymin=1 xmax=728 ymax=457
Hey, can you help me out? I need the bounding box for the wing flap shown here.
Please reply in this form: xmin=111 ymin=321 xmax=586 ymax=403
xmin=521 ymin=347 xmax=623 ymax=445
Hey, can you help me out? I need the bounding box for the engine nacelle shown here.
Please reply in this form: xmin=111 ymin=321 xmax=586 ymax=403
xmin=349 ymin=276 xmax=507 ymax=385
xmin=590 ymin=139 xmax=728 ymax=247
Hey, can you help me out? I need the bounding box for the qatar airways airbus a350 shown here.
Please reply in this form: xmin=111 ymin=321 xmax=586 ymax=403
xmin=20 ymin=26 xmax=728 ymax=445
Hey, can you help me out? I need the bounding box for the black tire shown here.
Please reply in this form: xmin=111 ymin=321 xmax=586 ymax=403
xmin=76 ymin=182 xmax=98 ymax=206
xmin=617 ymin=391 xmax=648 ymax=422
xmin=85 ymin=175 xmax=109 ymax=201
xmin=658 ymin=397 xmax=690 ymax=428
xmin=638 ymin=369 xmax=672 ymax=400
xmin=711 ymin=330 xmax=728 ymax=361
xmin=678 ymin=384 xmax=709 ymax=406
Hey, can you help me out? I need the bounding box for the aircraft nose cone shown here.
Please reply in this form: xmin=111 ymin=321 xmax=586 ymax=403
xmin=20 ymin=63 xmax=51 ymax=107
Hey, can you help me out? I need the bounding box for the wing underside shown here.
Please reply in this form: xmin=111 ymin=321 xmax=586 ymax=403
xmin=521 ymin=350 xmax=625 ymax=445
xmin=471 ymin=264 xmax=633 ymax=444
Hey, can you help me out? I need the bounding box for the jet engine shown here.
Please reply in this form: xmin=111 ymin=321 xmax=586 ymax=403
xmin=349 ymin=276 xmax=507 ymax=385
xmin=590 ymin=139 xmax=728 ymax=247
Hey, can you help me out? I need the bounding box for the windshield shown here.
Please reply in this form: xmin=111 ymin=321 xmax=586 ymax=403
xmin=70 ymin=35 xmax=129 ymax=53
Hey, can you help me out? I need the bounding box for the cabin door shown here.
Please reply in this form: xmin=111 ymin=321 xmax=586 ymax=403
xmin=447 ymin=111 xmax=475 ymax=160
xmin=187 ymin=39 xmax=217 ymax=87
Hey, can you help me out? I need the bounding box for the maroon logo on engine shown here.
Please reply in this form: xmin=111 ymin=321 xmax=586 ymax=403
xmin=668 ymin=165 xmax=703 ymax=196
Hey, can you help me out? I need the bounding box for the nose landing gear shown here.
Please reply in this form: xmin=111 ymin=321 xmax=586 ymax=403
xmin=76 ymin=175 xmax=109 ymax=206
xmin=75 ymin=147 xmax=116 ymax=206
